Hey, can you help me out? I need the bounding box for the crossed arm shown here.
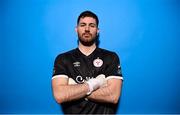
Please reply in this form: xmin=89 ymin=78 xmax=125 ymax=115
xmin=87 ymin=78 xmax=122 ymax=104
xmin=52 ymin=75 xmax=122 ymax=104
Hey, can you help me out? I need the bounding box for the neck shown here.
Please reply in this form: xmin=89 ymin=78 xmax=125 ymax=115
xmin=78 ymin=43 xmax=96 ymax=56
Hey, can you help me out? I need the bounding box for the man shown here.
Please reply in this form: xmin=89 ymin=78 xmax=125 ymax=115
xmin=52 ymin=10 xmax=123 ymax=114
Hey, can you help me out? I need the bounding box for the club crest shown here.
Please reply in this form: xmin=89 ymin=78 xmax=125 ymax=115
xmin=93 ymin=57 xmax=103 ymax=67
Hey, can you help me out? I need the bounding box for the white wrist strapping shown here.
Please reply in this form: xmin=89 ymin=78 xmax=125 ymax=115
xmin=86 ymin=74 xmax=106 ymax=95
xmin=86 ymin=80 xmax=94 ymax=95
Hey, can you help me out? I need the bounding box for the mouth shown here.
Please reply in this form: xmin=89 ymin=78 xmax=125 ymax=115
xmin=83 ymin=33 xmax=91 ymax=37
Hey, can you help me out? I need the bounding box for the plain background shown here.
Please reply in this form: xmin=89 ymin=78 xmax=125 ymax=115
xmin=0 ymin=0 xmax=179 ymax=114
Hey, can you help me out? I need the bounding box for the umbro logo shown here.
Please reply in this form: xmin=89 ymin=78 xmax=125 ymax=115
xmin=73 ymin=61 xmax=80 ymax=67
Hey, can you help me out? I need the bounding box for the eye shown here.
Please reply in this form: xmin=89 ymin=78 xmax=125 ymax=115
xmin=79 ymin=23 xmax=86 ymax=27
xmin=89 ymin=24 xmax=96 ymax=28
xmin=80 ymin=24 xmax=85 ymax=27
xmin=90 ymin=25 xmax=95 ymax=28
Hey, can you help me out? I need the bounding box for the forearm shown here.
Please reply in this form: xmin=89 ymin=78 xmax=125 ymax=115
xmin=53 ymin=83 xmax=89 ymax=103
xmin=87 ymin=80 xmax=122 ymax=104
xmin=87 ymin=86 xmax=119 ymax=104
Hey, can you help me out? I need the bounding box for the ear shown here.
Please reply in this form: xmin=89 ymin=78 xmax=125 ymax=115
xmin=97 ymin=28 xmax=100 ymax=34
xmin=75 ymin=26 xmax=77 ymax=33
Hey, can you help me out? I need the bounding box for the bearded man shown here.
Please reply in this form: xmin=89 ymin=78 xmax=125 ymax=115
xmin=52 ymin=10 xmax=123 ymax=114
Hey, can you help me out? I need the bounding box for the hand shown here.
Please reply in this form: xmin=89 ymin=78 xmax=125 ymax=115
xmin=86 ymin=74 xmax=106 ymax=95
xmin=96 ymin=74 xmax=107 ymax=87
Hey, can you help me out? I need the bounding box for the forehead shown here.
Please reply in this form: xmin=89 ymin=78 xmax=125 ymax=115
xmin=79 ymin=17 xmax=96 ymax=24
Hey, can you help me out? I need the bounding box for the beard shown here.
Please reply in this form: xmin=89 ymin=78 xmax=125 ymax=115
xmin=78 ymin=32 xmax=98 ymax=46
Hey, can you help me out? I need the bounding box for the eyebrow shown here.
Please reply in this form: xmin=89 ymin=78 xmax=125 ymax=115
xmin=79 ymin=22 xmax=97 ymax=26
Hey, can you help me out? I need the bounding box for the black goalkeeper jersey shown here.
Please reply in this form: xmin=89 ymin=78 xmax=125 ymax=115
xmin=52 ymin=47 xmax=123 ymax=114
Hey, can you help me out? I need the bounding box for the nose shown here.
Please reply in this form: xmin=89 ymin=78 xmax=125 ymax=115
xmin=85 ymin=26 xmax=90 ymax=32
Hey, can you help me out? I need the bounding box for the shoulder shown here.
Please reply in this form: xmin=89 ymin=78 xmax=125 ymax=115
xmin=97 ymin=48 xmax=119 ymax=58
xmin=54 ymin=49 xmax=77 ymax=62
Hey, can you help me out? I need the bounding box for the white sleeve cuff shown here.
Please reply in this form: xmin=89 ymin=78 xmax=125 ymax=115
xmin=106 ymin=76 xmax=123 ymax=80
xmin=52 ymin=75 xmax=68 ymax=80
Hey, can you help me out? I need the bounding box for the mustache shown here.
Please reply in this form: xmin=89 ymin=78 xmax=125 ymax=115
xmin=82 ymin=32 xmax=92 ymax=36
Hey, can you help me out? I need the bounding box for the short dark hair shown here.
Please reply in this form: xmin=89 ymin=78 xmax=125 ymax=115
xmin=77 ymin=10 xmax=99 ymax=27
